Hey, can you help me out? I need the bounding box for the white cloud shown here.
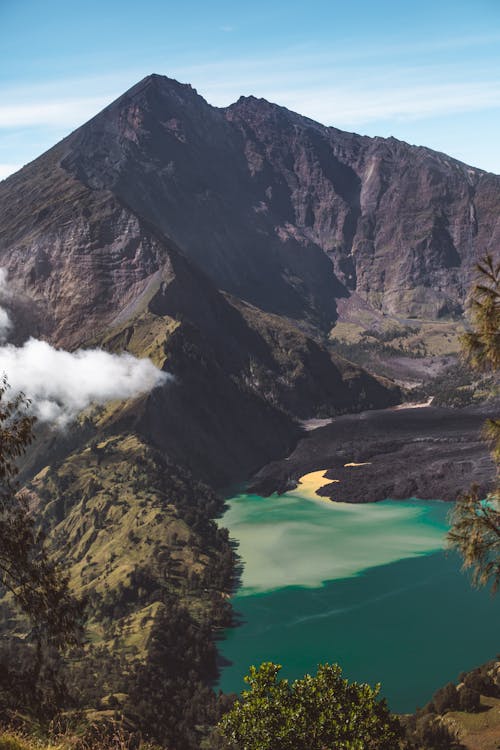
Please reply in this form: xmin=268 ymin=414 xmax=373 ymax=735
xmin=0 ymin=338 xmax=169 ymax=426
xmin=0 ymin=309 xmax=11 ymax=341
xmin=269 ymin=80 xmax=500 ymax=127
xmin=0 ymin=33 xmax=498 ymax=138
xmin=0 ymin=269 xmax=168 ymax=426
xmin=0 ymin=96 xmax=110 ymax=129
xmin=0 ymin=32 xmax=499 ymax=173
xmin=0 ymin=163 xmax=22 ymax=180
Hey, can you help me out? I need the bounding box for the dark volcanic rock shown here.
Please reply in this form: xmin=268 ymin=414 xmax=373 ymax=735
xmin=226 ymin=96 xmax=500 ymax=319
xmin=0 ymin=73 xmax=498 ymax=484
xmin=60 ymin=75 xmax=342 ymax=329
xmin=2 ymin=74 xmax=498 ymax=339
xmin=249 ymin=404 xmax=497 ymax=502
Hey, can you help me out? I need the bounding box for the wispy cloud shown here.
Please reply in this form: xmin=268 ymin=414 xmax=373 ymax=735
xmin=267 ymin=81 xmax=500 ymax=127
xmin=0 ymin=32 xmax=498 ymax=173
xmin=0 ymin=96 xmax=110 ymax=129
xmin=0 ymin=29 xmax=498 ymax=132
xmin=0 ymin=163 xmax=23 ymax=180
xmin=175 ymin=32 xmax=500 ymax=84
xmin=2 ymin=65 xmax=496 ymax=136
xmin=0 ymin=269 xmax=169 ymax=425
xmin=0 ymin=269 xmax=12 ymax=340
xmin=0 ymin=338 xmax=168 ymax=425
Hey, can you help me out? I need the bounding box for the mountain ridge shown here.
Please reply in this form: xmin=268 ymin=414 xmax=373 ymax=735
xmin=2 ymin=71 xmax=499 ymax=485
xmin=0 ymin=73 xmax=498 ymax=748
xmin=2 ymin=73 xmax=499 ymax=333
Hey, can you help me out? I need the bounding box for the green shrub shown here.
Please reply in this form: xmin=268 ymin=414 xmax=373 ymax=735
xmin=0 ymin=733 xmax=32 ymax=750
xmin=432 ymin=683 xmax=459 ymax=714
xmin=458 ymin=686 xmax=481 ymax=712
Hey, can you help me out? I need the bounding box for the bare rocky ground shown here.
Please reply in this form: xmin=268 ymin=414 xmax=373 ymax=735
xmin=250 ymin=402 xmax=497 ymax=503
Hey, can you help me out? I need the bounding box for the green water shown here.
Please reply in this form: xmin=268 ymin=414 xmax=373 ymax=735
xmin=218 ymin=491 xmax=500 ymax=712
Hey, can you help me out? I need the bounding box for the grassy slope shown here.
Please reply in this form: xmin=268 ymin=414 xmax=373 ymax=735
xmin=332 ymin=318 xmax=464 ymax=356
xmin=446 ymin=696 xmax=500 ymax=750
xmin=330 ymin=308 xmax=499 ymax=408
xmin=28 ymin=430 xmax=231 ymax=661
xmin=0 ymin=407 xmax=234 ymax=748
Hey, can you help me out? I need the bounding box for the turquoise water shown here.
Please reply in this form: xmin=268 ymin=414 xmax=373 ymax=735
xmin=218 ymin=491 xmax=500 ymax=712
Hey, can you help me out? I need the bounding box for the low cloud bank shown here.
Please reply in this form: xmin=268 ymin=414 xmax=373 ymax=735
xmin=0 ymin=338 xmax=169 ymax=426
xmin=0 ymin=268 xmax=169 ymax=425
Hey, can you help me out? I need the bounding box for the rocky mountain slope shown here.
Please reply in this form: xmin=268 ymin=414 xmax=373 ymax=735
xmin=250 ymin=402 xmax=496 ymax=502
xmin=2 ymin=74 xmax=499 ymax=342
xmin=0 ymin=75 xmax=405 ymax=746
xmin=1 ymin=73 xmax=498 ymax=482
xmin=0 ymin=75 xmax=415 ymax=486
xmin=0 ymin=73 xmax=498 ymax=747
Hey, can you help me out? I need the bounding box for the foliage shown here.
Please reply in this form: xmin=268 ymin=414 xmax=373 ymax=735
xmin=460 ymin=664 xmax=499 ymax=697
xmin=125 ymin=603 xmax=225 ymax=750
xmin=401 ymin=659 xmax=500 ymax=747
xmin=0 ymin=377 xmax=82 ymax=649
xmin=402 ymin=714 xmax=465 ymax=750
xmin=0 ymin=426 xmax=236 ymax=746
xmin=416 ymin=361 xmax=491 ymax=408
xmin=458 ymin=687 xmax=480 ymax=713
xmin=461 ymin=255 xmax=500 ymax=373
xmin=215 ymin=662 xmax=404 ymax=750
xmin=0 ymin=725 xmax=162 ymax=750
xmin=447 ymin=254 xmax=500 ymax=593
xmin=430 ymin=684 xmax=459 ymax=715
xmin=330 ymin=336 xmax=426 ymax=366
xmin=447 ymin=485 xmax=500 ymax=591
xmin=0 ymin=734 xmax=32 ymax=750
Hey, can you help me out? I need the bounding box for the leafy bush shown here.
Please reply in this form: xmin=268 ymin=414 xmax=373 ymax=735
xmin=458 ymin=686 xmax=480 ymax=712
xmin=431 ymin=683 xmax=459 ymax=714
xmin=215 ymin=662 xmax=404 ymax=750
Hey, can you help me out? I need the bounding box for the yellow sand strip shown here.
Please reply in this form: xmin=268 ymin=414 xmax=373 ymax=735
xmin=344 ymin=462 xmax=372 ymax=467
xmin=288 ymin=469 xmax=339 ymax=502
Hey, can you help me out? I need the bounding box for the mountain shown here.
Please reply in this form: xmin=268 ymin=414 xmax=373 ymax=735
xmin=0 ymin=73 xmax=498 ymax=746
xmin=0 ymin=74 xmax=410 ymax=486
xmin=2 ymin=74 xmax=499 ymax=344
xmin=63 ymin=75 xmax=500 ymax=323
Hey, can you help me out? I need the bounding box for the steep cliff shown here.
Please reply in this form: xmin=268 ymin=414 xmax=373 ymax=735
xmin=3 ymin=74 xmax=497 ymax=345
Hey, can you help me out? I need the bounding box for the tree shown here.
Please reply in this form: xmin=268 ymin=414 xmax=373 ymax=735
xmin=458 ymin=686 xmax=480 ymax=713
xmin=431 ymin=683 xmax=459 ymax=714
xmin=215 ymin=662 xmax=404 ymax=750
xmin=461 ymin=255 xmax=500 ymax=374
xmin=0 ymin=376 xmax=81 ymax=650
xmin=447 ymin=254 xmax=500 ymax=592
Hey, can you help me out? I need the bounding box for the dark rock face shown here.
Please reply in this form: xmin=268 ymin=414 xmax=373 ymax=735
xmin=58 ymin=74 xmax=500 ymax=323
xmin=0 ymin=73 xmax=497 ymax=483
xmin=0 ymin=82 xmax=402 ymax=486
xmin=61 ymin=76 xmax=342 ymax=329
xmin=249 ymin=404 xmax=496 ymax=502
xmin=1 ymin=73 xmax=499 ymax=342
xmin=226 ymin=97 xmax=500 ymax=319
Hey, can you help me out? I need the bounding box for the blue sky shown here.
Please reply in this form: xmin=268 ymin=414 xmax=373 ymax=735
xmin=0 ymin=0 xmax=499 ymax=178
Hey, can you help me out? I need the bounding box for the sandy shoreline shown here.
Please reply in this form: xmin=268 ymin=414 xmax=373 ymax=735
xmin=288 ymin=469 xmax=339 ymax=501
xmin=250 ymin=403 xmax=495 ymax=503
